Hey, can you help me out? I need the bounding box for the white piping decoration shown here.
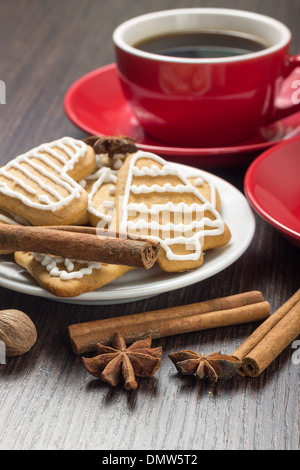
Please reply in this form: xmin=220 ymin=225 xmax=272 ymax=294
xmin=0 ymin=137 xmax=87 ymax=211
xmin=31 ymin=253 xmax=101 ymax=280
xmin=119 ymin=151 xmax=225 ymax=261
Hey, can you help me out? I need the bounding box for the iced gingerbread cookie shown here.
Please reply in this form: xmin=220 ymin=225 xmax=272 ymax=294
xmin=80 ymin=136 xmax=138 ymax=228
xmin=111 ymin=151 xmax=231 ymax=272
xmin=14 ymin=251 xmax=132 ymax=297
xmin=79 ymin=136 xmax=219 ymax=230
xmin=188 ymin=175 xmax=221 ymax=212
xmin=80 ymin=165 xmax=119 ymax=228
xmin=0 ymin=137 xmax=96 ymax=226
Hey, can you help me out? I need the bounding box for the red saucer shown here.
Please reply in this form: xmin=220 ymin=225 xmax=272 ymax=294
xmin=244 ymin=135 xmax=300 ymax=247
xmin=64 ymin=63 xmax=300 ymax=167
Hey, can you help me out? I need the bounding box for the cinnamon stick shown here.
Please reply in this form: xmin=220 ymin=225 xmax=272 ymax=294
xmin=68 ymin=291 xmax=270 ymax=355
xmin=46 ymin=225 xmax=145 ymax=239
xmin=0 ymin=224 xmax=160 ymax=269
xmin=232 ymin=289 xmax=300 ymax=377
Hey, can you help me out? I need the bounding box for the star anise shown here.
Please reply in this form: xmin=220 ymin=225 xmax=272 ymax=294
xmin=169 ymin=350 xmax=243 ymax=382
xmin=83 ymin=135 xmax=138 ymax=157
xmin=82 ymin=332 xmax=162 ymax=390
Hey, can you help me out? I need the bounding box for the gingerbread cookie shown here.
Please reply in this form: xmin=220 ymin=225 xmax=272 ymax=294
xmin=188 ymin=175 xmax=221 ymax=212
xmin=79 ymin=136 xmax=138 ymax=228
xmin=0 ymin=137 xmax=96 ymax=226
xmin=80 ymin=166 xmax=118 ymax=228
xmin=14 ymin=251 xmax=132 ymax=297
xmin=111 ymin=151 xmax=231 ymax=272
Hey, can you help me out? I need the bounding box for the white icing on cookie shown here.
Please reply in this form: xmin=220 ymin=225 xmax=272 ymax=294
xmin=83 ymin=166 xmax=118 ymax=225
xmin=132 ymin=164 xmax=178 ymax=177
xmin=119 ymin=151 xmax=225 ymax=261
xmin=31 ymin=253 xmax=101 ymax=280
xmin=130 ymin=182 xmax=195 ymax=194
xmin=0 ymin=137 xmax=87 ymax=212
xmin=193 ymin=177 xmax=204 ymax=186
xmin=188 ymin=174 xmax=217 ymax=209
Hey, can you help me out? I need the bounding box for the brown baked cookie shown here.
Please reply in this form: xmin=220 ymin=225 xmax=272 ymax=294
xmin=79 ymin=136 xmax=138 ymax=228
xmin=81 ymin=166 xmax=118 ymax=228
xmin=0 ymin=137 xmax=96 ymax=226
xmin=111 ymin=150 xmax=231 ymax=273
xmin=188 ymin=175 xmax=221 ymax=212
xmin=14 ymin=251 xmax=132 ymax=297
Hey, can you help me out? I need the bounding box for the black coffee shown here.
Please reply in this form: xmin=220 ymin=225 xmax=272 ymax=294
xmin=134 ymin=31 xmax=268 ymax=58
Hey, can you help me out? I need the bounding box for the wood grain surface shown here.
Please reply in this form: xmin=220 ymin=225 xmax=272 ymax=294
xmin=0 ymin=0 xmax=299 ymax=450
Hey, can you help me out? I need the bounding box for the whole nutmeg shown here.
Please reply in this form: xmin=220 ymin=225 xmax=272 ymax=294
xmin=0 ymin=309 xmax=37 ymax=357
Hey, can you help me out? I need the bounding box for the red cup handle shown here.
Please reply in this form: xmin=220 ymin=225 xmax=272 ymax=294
xmin=272 ymin=54 xmax=300 ymax=121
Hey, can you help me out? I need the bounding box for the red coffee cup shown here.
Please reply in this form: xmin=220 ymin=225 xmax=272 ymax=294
xmin=113 ymin=8 xmax=300 ymax=147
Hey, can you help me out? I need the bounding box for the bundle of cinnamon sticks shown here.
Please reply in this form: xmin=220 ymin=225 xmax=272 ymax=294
xmin=69 ymin=289 xmax=300 ymax=380
xmin=68 ymin=290 xmax=270 ymax=355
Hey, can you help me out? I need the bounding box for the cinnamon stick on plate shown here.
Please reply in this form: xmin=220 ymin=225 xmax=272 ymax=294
xmin=68 ymin=291 xmax=270 ymax=355
xmin=0 ymin=224 xmax=160 ymax=269
xmin=232 ymin=289 xmax=300 ymax=377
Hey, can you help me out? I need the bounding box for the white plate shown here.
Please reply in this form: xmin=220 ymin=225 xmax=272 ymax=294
xmin=0 ymin=164 xmax=255 ymax=305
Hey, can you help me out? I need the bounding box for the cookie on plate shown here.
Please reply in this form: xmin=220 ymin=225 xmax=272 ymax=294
xmin=111 ymin=150 xmax=231 ymax=272
xmin=14 ymin=251 xmax=132 ymax=297
xmin=188 ymin=174 xmax=221 ymax=212
xmin=80 ymin=166 xmax=119 ymax=228
xmin=0 ymin=137 xmax=96 ymax=226
xmin=79 ymin=136 xmax=138 ymax=228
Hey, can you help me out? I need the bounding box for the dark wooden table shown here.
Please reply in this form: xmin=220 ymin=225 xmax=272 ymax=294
xmin=0 ymin=0 xmax=299 ymax=451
